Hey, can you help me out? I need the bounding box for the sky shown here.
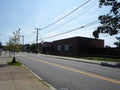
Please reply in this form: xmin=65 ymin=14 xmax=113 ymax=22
xmin=0 ymin=0 xmax=120 ymax=47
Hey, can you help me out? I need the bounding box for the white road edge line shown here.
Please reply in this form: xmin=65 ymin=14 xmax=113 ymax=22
xmin=22 ymin=64 xmax=57 ymax=90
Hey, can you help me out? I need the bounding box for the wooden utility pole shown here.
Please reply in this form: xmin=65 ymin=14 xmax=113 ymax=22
xmin=35 ymin=28 xmax=41 ymax=54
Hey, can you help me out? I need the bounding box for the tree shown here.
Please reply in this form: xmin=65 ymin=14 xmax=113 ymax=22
xmin=6 ymin=29 xmax=21 ymax=52
xmin=6 ymin=37 xmax=14 ymax=57
xmin=12 ymin=29 xmax=21 ymax=47
xmin=23 ymin=44 xmax=31 ymax=52
xmin=105 ymin=45 xmax=111 ymax=48
xmin=114 ymin=37 xmax=120 ymax=48
xmin=6 ymin=29 xmax=21 ymax=63
xmin=12 ymin=29 xmax=21 ymax=63
xmin=93 ymin=0 xmax=120 ymax=38
xmin=30 ymin=43 xmax=37 ymax=53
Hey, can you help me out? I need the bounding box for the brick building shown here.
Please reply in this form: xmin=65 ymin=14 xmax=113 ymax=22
xmin=42 ymin=36 xmax=104 ymax=56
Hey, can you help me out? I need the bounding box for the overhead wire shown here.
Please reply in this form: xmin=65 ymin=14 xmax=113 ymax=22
xmin=41 ymin=0 xmax=92 ymax=30
xmin=26 ymin=0 xmax=94 ymax=44
xmin=43 ymin=1 xmax=97 ymax=36
xmin=27 ymin=39 xmax=36 ymax=44
xmin=25 ymin=0 xmax=93 ymax=44
xmin=42 ymin=20 xmax=99 ymax=39
xmin=25 ymin=31 xmax=36 ymax=41
xmin=22 ymin=31 xmax=36 ymax=44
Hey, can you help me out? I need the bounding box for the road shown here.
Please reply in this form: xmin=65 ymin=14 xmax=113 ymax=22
xmin=16 ymin=52 xmax=120 ymax=90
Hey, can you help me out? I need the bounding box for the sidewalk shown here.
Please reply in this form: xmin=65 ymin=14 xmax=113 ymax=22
xmin=0 ymin=56 xmax=54 ymax=90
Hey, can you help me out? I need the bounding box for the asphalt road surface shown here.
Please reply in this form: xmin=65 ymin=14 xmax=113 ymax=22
xmin=16 ymin=52 xmax=120 ymax=90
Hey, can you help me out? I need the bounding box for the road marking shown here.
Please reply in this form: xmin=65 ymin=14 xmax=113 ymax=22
xmin=28 ymin=56 xmax=120 ymax=85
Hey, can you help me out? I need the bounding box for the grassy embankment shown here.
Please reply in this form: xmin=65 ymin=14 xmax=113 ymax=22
xmin=82 ymin=57 xmax=120 ymax=62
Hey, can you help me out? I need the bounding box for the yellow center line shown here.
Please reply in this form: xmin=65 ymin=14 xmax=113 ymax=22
xmin=28 ymin=56 xmax=120 ymax=85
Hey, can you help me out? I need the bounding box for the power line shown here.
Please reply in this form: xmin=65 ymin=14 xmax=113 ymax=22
xmin=27 ymin=39 xmax=36 ymax=44
xmin=42 ymin=20 xmax=99 ymax=39
xmin=27 ymin=0 xmax=92 ymax=44
xmin=25 ymin=0 xmax=93 ymax=44
xmin=24 ymin=32 xmax=36 ymax=44
xmin=26 ymin=32 xmax=36 ymax=38
xmin=41 ymin=0 xmax=92 ymax=30
xmin=30 ymin=40 xmax=36 ymax=44
xmin=44 ymin=2 xmax=96 ymax=35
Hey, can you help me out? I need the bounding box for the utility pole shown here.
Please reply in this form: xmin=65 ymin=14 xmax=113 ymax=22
xmin=35 ymin=28 xmax=41 ymax=54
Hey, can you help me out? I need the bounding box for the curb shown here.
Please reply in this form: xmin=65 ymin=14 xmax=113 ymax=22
xmin=53 ymin=56 xmax=100 ymax=65
xmin=22 ymin=64 xmax=56 ymax=90
xmin=41 ymin=54 xmax=119 ymax=68
xmin=41 ymin=54 xmax=100 ymax=65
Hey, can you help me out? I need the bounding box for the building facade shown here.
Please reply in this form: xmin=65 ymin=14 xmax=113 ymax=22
xmin=42 ymin=36 xmax=104 ymax=56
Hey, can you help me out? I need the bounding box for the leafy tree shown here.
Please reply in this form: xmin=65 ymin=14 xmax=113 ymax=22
xmin=93 ymin=0 xmax=120 ymax=38
xmin=12 ymin=29 xmax=21 ymax=48
xmin=105 ymin=45 xmax=111 ymax=48
xmin=30 ymin=43 xmax=37 ymax=53
xmin=6 ymin=37 xmax=14 ymax=51
xmin=114 ymin=37 xmax=120 ymax=47
xmin=6 ymin=29 xmax=21 ymax=63
xmin=6 ymin=29 xmax=21 ymax=52
xmin=24 ymin=44 xmax=31 ymax=52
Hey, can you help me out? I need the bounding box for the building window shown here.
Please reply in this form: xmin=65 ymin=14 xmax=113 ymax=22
xmin=57 ymin=45 xmax=73 ymax=51
xmin=69 ymin=45 xmax=73 ymax=51
xmin=64 ymin=45 xmax=69 ymax=51
xmin=57 ymin=45 xmax=61 ymax=51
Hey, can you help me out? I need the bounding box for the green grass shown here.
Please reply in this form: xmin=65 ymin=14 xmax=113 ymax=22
xmin=53 ymin=54 xmax=120 ymax=62
xmin=82 ymin=57 xmax=120 ymax=62
xmin=7 ymin=61 xmax=22 ymax=66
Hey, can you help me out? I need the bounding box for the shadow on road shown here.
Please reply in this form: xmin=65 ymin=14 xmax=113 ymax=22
xmin=101 ymin=62 xmax=120 ymax=68
xmin=0 ymin=64 xmax=8 ymax=68
xmin=0 ymin=56 xmax=10 ymax=58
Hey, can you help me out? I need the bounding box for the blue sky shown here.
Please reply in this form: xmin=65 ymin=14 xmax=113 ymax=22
xmin=0 ymin=0 xmax=119 ymax=47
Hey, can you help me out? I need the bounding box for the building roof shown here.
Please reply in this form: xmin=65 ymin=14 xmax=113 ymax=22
xmin=53 ymin=36 xmax=104 ymax=42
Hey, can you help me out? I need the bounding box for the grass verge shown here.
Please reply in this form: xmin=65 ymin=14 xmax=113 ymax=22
xmin=7 ymin=61 xmax=22 ymax=66
xmin=82 ymin=57 xmax=120 ymax=62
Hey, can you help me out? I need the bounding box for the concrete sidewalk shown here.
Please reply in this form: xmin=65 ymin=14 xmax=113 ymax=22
xmin=0 ymin=57 xmax=54 ymax=90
